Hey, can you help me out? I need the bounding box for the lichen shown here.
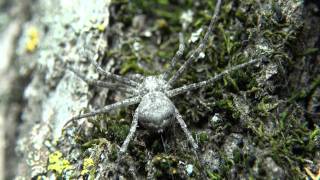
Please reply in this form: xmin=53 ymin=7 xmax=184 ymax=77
xmin=152 ymin=154 xmax=180 ymax=178
xmin=47 ymin=151 xmax=73 ymax=175
xmin=81 ymin=158 xmax=95 ymax=177
xmin=25 ymin=26 xmax=39 ymax=53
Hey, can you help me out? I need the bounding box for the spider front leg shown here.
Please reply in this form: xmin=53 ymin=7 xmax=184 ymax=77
xmin=67 ymin=66 xmax=138 ymax=95
xmin=83 ymin=51 xmax=140 ymax=87
xmin=63 ymin=96 xmax=141 ymax=128
xmin=167 ymin=0 xmax=222 ymax=86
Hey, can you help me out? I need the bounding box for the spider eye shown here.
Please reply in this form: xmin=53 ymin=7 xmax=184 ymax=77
xmin=138 ymin=92 xmax=175 ymax=130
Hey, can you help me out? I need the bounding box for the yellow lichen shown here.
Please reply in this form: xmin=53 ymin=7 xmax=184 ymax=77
xmin=305 ymin=166 xmax=320 ymax=180
xmin=81 ymin=157 xmax=95 ymax=176
xmin=25 ymin=26 xmax=39 ymax=52
xmin=156 ymin=19 xmax=168 ymax=29
xmin=171 ymin=168 xmax=177 ymax=174
xmin=155 ymin=156 xmax=162 ymax=161
xmin=47 ymin=151 xmax=73 ymax=175
xmin=96 ymin=23 xmax=106 ymax=32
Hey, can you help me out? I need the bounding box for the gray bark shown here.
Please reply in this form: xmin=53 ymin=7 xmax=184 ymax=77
xmin=0 ymin=0 xmax=110 ymax=178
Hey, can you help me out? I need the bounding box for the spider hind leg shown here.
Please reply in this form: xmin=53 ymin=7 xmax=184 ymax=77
xmin=115 ymin=107 xmax=140 ymax=175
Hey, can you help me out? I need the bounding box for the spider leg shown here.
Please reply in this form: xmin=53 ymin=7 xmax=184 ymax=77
xmin=118 ymin=107 xmax=139 ymax=159
xmin=174 ymin=107 xmax=198 ymax=150
xmin=163 ymin=33 xmax=185 ymax=80
xmin=68 ymin=67 xmax=138 ymax=95
xmin=175 ymin=107 xmax=209 ymax=178
xmin=167 ymin=0 xmax=222 ymax=86
xmin=86 ymin=52 xmax=140 ymax=87
xmin=115 ymin=107 xmax=139 ymax=176
xmin=63 ymin=96 xmax=141 ymax=128
xmin=168 ymin=58 xmax=262 ymax=97
xmin=128 ymin=73 xmax=145 ymax=83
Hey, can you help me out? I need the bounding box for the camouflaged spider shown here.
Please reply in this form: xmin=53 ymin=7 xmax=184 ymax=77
xmin=65 ymin=0 xmax=261 ymax=173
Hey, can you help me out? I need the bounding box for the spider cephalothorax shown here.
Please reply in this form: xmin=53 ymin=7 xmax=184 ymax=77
xmin=138 ymin=76 xmax=169 ymax=94
xmin=64 ymin=0 xmax=264 ymax=177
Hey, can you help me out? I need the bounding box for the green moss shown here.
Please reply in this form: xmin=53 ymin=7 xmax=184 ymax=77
xmin=207 ymin=170 xmax=222 ymax=180
xmin=215 ymin=99 xmax=233 ymax=110
xmin=55 ymin=0 xmax=312 ymax=179
xmin=109 ymin=144 xmax=118 ymax=161
xmin=223 ymin=75 xmax=240 ymax=93
xmin=214 ymin=97 xmax=240 ymax=120
xmin=256 ymin=98 xmax=278 ymax=116
xmin=219 ymin=25 xmax=241 ymax=56
xmin=81 ymin=138 xmax=108 ymax=149
xmin=120 ymin=57 xmax=140 ymax=74
xmin=310 ymin=127 xmax=320 ymax=140
xmin=151 ymin=139 xmax=163 ymax=152
xmin=199 ymin=132 xmax=209 ymax=144
xmin=106 ymin=122 xmax=130 ymax=143
xmin=218 ymin=153 xmax=234 ymax=176
xmin=90 ymin=113 xmax=130 ymax=144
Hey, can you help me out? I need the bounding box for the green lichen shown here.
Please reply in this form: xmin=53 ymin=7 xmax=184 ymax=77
xmin=47 ymin=151 xmax=73 ymax=175
xmin=152 ymin=154 xmax=180 ymax=178
xmin=81 ymin=158 xmax=96 ymax=178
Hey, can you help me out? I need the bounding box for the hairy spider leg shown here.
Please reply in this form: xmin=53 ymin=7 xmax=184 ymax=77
xmin=175 ymin=107 xmax=208 ymax=178
xmin=167 ymin=0 xmax=222 ymax=86
xmin=63 ymin=96 xmax=142 ymax=128
xmin=168 ymin=58 xmax=262 ymax=97
xmin=163 ymin=32 xmax=185 ymax=80
xmin=128 ymin=73 xmax=145 ymax=83
xmin=174 ymin=107 xmax=198 ymax=150
xmin=117 ymin=106 xmax=140 ymax=161
xmin=83 ymin=51 xmax=140 ymax=87
xmin=68 ymin=66 xmax=138 ymax=95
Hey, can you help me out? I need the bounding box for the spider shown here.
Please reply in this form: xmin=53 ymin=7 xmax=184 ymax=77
xmin=64 ymin=0 xmax=262 ymax=176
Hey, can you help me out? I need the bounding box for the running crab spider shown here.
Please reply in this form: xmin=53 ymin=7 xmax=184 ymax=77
xmin=65 ymin=0 xmax=262 ymax=176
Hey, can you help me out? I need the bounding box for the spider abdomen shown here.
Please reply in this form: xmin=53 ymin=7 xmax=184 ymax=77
xmin=138 ymin=91 xmax=175 ymax=132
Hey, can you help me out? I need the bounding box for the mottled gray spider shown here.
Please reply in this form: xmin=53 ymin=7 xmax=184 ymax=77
xmin=65 ymin=0 xmax=261 ymax=175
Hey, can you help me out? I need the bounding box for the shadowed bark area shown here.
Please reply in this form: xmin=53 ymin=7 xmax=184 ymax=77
xmin=0 ymin=0 xmax=319 ymax=179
